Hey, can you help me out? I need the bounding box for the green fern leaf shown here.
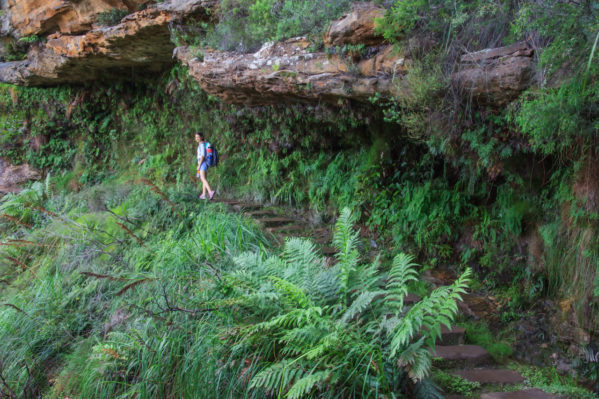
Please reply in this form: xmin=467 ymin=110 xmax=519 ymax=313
xmin=333 ymin=208 xmax=360 ymax=295
xmin=286 ymin=370 xmax=331 ymax=399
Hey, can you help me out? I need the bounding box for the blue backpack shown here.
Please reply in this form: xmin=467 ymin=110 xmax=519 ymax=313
xmin=205 ymin=142 xmax=219 ymax=167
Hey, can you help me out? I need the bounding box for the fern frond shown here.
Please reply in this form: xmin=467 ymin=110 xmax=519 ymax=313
xmin=283 ymin=237 xmax=321 ymax=274
xmin=312 ymin=268 xmax=341 ymax=304
xmin=305 ymin=331 xmax=340 ymax=360
xmin=384 ymin=253 xmax=419 ymax=315
xmin=340 ymin=290 xmax=382 ymax=324
xmin=251 ymin=307 xmax=324 ymax=333
xmin=279 ymin=325 xmax=327 ymax=356
xmin=269 ymin=276 xmax=312 ymax=308
xmin=389 ymin=269 xmax=471 ymax=358
xmin=286 ymin=370 xmax=331 ymax=399
xmin=333 ymin=208 xmax=360 ymax=295
xmin=413 ymin=377 xmax=444 ymax=399
xmin=396 ymin=338 xmax=431 ymax=382
xmin=249 ymin=360 xmax=305 ymax=394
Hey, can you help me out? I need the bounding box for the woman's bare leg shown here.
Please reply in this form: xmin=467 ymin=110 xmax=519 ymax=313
xmin=200 ymin=170 xmax=211 ymax=195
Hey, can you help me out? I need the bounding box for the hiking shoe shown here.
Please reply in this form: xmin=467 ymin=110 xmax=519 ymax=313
xmin=209 ymin=190 xmax=215 ymax=200
xmin=200 ymin=194 xmax=206 ymax=200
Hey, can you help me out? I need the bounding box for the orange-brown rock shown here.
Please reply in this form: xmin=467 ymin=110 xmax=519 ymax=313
xmin=175 ymin=38 xmax=407 ymax=106
xmin=0 ymin=158 xmax=40 ymax=193
xmin=0 ymin=0 xmax=217 ymax=85
xmin=324 ymin=2 xmax=385 ymax=47
xmin=4 ymin=0 xmax=151 ymax=37
xmin=451 ymin=42 xmax=535 ymax=106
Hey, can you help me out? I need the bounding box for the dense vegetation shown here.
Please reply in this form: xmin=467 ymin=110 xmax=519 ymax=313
xmin=0 ymin=0 xmax=598 ymax=397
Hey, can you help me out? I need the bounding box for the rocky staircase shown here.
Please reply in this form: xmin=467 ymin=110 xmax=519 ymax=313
xmin=214 ymin=199 xmax=563 ymax=399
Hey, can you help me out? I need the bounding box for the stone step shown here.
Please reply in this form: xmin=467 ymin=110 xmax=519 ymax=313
xmin=233 ymin=203 xmax=263 ymax=212
xmin=213 ymin=198 xmax=242 ymax=205
xmin=438 ymin=325 xmax=466 ymax=346
xmin=268 ymin=223 xmax=307 ymax=233
xmin=404 ymin=293 xmax=421 ymax=305
xmin=321 ymin=246 xmax=337 ymax=256
xmin=480 ymin=389 xmax=559 ymax=399
xmin=0 ymin=186 xmax=22 ymax=194
xmin=246 ymin=209 xmax=279 ymax=217
xmin=431 ymin=345 xmax=492 ymax=368
xmin=453 ymin=368 xmax=525 ymax=385
xmin=255 ymin=217 xmax=296 ymax=228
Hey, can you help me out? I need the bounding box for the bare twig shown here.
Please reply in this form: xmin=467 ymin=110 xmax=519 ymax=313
xmin=2 ymin=303 xmax=28 ymax=315
xmin=4 ymin=257 xmax=37 ymax=278
xmin=117 ymin=278 xmax=155 ymax=296
xmin=0 ymin=363 xmax=17 ymax=399
xmin=80 ymin=272 xmax=126 ymax=281
xmin=138 ymin=179 xmax=181 ymax=216
xmin=115 ymin=221 xmax=147 ymax=248
xmin=160 ymin=286 xmax=229 ymax=315
xmin=0 ymin=214 xmax=32 ymax=229
xmin=104 ymin=208 xmax=143 ymax=229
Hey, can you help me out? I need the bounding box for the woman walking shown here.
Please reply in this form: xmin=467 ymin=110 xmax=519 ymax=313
xmin=195 ymin=132 xmax=215 ymax=200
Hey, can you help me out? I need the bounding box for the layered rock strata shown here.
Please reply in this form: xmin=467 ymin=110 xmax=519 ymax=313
xmin=452 ymin=42 xmax=535 ymax=105
xmin=0 ymin=0 xmax=216 ymax=85
xmin=175 ymin=39 xmax=407 ymax=106
xmin=0 ymin=0 xmax=536 ymax=108
xmin=2 ymin=0 xmax=151 ymax=37
xmin=174 ymin=2 xmax=406 ymax=105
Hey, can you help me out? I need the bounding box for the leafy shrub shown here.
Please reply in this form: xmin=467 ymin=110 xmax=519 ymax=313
xmin=224 ymin=208 xmax=471 ymax=396
xmin=513 ymin=74 xmax=599 ymax=159
xmin=203 ymin=0 xmax=368 ymax=52
xmin=96 ymin=8 xmax=129 ymax=26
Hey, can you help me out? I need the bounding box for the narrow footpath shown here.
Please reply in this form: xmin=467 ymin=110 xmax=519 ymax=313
xmin=215 ymin=198 xmax=564 ymax=399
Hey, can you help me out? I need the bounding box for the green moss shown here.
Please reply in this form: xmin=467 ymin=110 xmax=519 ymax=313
xmin=460 ymin=321 xmax=513 ymax=362
xmin=433 ymin=370 xmax=481 ymax=397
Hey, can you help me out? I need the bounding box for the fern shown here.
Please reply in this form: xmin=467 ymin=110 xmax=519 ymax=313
xmin=396 ymin=338 xmax=432 ymax=382
xmin=389 ymin=269 xmax=471 ymax=358
xmin=413 ymin=377 xmax=444 ymax=399
xmin=385 ymin=253 xmax=419 ymax=314
xmin=249 ymin=360 xmax=305 ymax=395
xmin=269 ymin=276 xmax=312 ymax=308
xmin=286 ymin=370 xmax=331 ymax=399
xmin=283 ymin=237 xmax=322 ymax=275
xmin=333 ymin=208 xmax=360 ymax=296
xmin=226 ymin=209 xmax=471 ymax=398
xmin=340 ymin=290 xmax=381 ymax=323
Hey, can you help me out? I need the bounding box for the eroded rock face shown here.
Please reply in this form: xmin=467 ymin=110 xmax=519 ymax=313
xmin=0 ymin=158 xmax=40 ymax=193
xmin=175 ymin=39 xmax=407 ymax=106
xmin=3 ymin=0 xmax=151 ymax=37
xmin=0 ymin=0 xmax=217 ymax=85
xmin=324 ymin=2 xmax=385 ymax=47
xmin=452 ymin=42 xmax=535 ymax=106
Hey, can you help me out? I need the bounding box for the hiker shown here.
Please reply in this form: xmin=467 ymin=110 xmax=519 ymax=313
xmin=195 ymin=132 xmax=215 ymax=200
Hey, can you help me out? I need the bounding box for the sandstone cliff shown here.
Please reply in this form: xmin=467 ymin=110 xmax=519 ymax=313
xmin=0 ymin=0 xmax=534 ymax=107
xmin=0 ymin=0 xmax=216 ymax=85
